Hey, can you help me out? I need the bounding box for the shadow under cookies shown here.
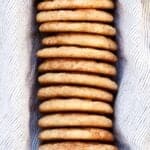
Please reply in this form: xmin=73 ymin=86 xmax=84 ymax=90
xmin=29 ymin=0 xmax=42 ymax=149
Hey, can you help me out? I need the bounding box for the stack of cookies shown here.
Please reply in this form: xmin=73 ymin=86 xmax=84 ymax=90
xmin=36 ymin=0 xmax=118 ymax=150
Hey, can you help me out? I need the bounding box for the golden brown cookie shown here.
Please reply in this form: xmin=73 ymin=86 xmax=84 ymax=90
xmin=37 ymin=85 xmax=113 ymax=102
xmin=37 ymin=46 xmax=117 ymax=62
xmin=38 ymin=113 xmax=112 ymax=128
xmin=39 ymin=128 xmax=114 ymax=141
xmin=39 ymin=142 xmax=118 ymax=150
xmin=38 ymin=59 xmax=117 ymax=76
xmin=38 ymin=73 xmax=117 ymax=90
xmin=39 ymin=98 xmax=113 ymax=114
xmin=39 ymin=22 xmax=116 ymax=36
xmin=42 ymin=33 xmax=117 ymax=50
xmin=37 ymin=0 xmax=114 ymax=10
xmin=36 ymin=9 xmax=113 ymax=23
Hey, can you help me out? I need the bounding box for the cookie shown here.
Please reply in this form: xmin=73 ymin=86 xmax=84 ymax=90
xmin=38 ymin=73 xmax=117 ymax=90
xmin=38 ymin=59 xmax=117 ymax=76
xmin=39 ymin=128 xmax=114 ymax=141
xmin=36 ymin=9 xmax=113 ymax=23
xmin=39 ymin=22 xmax=116 ymax=36
xmin=37 ymin=85 xmax=113 ymax=102
xmin=37 ymin=46 xmax=117 ymax=62
xmin=39 ymin=98 xmax=113 ymax=114
xmin=42 ymin=33 xmax=117 ymax=50
xmin=38 ymin=113 xmax=112 ymax=128
xmin=39 ymin=142 xmax=118 ymax=150
xmin=37 ymin=0 xmax=114 ymax=10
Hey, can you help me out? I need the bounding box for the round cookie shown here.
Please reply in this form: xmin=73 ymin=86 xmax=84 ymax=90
xmin=37 ymin=0 xmax=114 ymax=10
xmin=37 ymin=85 xmax=113 ymax=102
xmin=39 ymin=98 xmax=113 ymax=114
xmin=36 ymin=9 xmax=113 ymax=23
xmin=42 ymin=33 xmax=117 ymax=50
xmin=38 ymin=73 xmax=117 ymax=90
xmin=39 ymin=22 xmax=116 ymax=36
xmin=39 ymin=142 xmax=118 ymax=150
xmin=38 ymin=59 xmax=117 ymax=76
xmin=37 ymin=46 xmax=117 ymax=62
xmin=38 ymin=113 xmax=112 ymax=128
xmin=39 ymin=128 xmax=114 ymax=141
